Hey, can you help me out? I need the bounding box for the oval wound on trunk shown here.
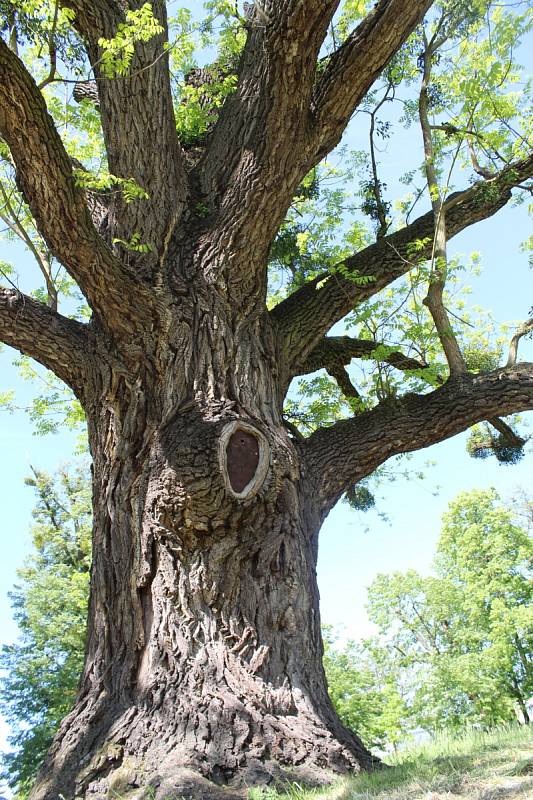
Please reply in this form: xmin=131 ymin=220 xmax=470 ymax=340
xmin=226 ymin=429 xmax=260 ymax=493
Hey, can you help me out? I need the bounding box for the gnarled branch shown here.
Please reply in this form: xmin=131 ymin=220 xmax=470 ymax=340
xmin=507 ymin=318 xmax=533 ymax=367
xmin=299 ymin=335 xmax=428 ymax=380
xmin=273 ymin=154 xmax=533 ymax=380
xmin=304 ymin=363 xmax=533 ymax=514
xmin=0 ymin=287 xmax=91 ymax=394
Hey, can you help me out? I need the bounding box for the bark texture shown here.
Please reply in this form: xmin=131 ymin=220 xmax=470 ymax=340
xmin=29 ymin=310 xmax=377 ymax=800
xmin=1 ymin=2 xmax=533 ymax=798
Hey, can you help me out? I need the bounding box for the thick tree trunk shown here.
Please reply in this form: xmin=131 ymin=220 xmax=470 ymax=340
xmin=29 ymin=314 xmax=376 ymax=800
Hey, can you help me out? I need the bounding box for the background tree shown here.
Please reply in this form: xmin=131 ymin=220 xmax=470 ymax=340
xmin=323 ymin=629 xmax=406 ymax=752
xmin=0 ymin=466 xmax=91 ymax=797
xmin=0 ymin=1 xmax=532 ymax=798
xmin=366 ymin=488 xmax=533 ymax=731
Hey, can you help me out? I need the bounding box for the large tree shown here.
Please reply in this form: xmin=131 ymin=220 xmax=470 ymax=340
xmin=0 ymin=1 xmax=532 ymax=798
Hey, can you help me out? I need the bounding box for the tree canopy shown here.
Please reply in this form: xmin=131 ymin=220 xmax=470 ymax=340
xmin=366 ymin=488 xmax=533 ymax=731
xmin=0 ymin=466 xmax=91 ymax=796
xmin=0 ymin=0 xmax=532 ymax=461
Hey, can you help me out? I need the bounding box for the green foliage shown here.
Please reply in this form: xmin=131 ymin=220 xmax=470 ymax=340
xmin=323 ymin=627 xmax=406 ymax=750
xmin=0 ymin=1 xmax=84 ymax=67
xmin=366 ymin=489 xmax=533 ymax=733
xmin=345 ymin=484 xmax=376 ymax=512
xmin=0 ymin=465 xmax=91 ymax=796
xmin=113 ymin=232 xmax=153 ymax=254
xmin=98 ymin=3 xmax=164 ymax=78
xmin=73 ymin=169 xmax=149 ymax=205
xmin=10 ymin=357 xmax=86 ymax=436
xmin=466 ymin=423 xmax=525 ymax=464
xmin=2 ymin=1 xmax=531 ymax=444
xmin=174 ymin=70 xmax=237 ymax=146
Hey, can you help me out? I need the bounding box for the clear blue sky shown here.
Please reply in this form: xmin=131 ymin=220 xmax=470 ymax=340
xmin=0 ymin=6 xmax=532 ymax=770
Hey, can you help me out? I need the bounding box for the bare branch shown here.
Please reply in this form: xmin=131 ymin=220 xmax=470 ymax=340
xmin=507 ymin=318 xmax=533 ymax=367
xmin=418 ymin=37 xmax=467 ymax=376
xmin=486 ymin=417 xmax=525 ymax=449
xmin=272 ymin=154 xmax=533 ymax=381
xmin=37 ymin=0 xmax=59 ymax=90
xmin=304 ymin=364 xmax=533 ymax=514
xmin=0 ymin=287 xmax=91 ymax=393
xmin=310 ymin=0 xmax=433 ymax=161
xmin=0 ymin=181 xmax=57 ymax=310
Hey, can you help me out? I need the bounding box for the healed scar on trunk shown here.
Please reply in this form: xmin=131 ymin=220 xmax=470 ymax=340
xmin=219 ymin=421 xmax=270 ymax=499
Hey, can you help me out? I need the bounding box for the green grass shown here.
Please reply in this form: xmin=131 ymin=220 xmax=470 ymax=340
xmin=250 ymin=723 xmax=533 ymax=800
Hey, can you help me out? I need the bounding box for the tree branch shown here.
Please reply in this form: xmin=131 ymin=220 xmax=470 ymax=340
xmin=310 ymin=0 xmax=433 ymax=161
xmin=204 ymin=1 xmax=337 ymax=191
xmin=418 ymin=35 xmax=468 ymax=376
xmin=273 ymin=154 xmax=533 ymax=379
xmin=304 ymin=364 xmax=533 ymax=514
xmin=197 ymin=2 xmax=339 ymax=306
xmin=0 ymin=287 xmax=91 ymax=393
xmin=299 ymin=335 xmax=428 ymax=380
xmin=507 ymin=318 xmax=533 ymax=367
xmin=0 ymin=39 xmax=138 ymax=333
xmin=60 ymin=0 xmax=188 ymax=261
xmin=486 ymin=417 xmax=525 ymax=449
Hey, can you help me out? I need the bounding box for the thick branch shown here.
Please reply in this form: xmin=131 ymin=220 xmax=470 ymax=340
xmin=204 ymin=1 xmax=337 ymax=194
xmin=61 ymin=0 xmax=188 ymax=259
xmin=0 ymin=287 xmax=90 ymax=393
xmin=299 ymin=336 xmax=428 ymax=378
xmin=304 ymin=364 xmax=533 ymax=513
xmin=486 ymin=417 xmax=525 ymax=449
xmin=0 ymin=39 xmax=136 ymax=331
xmin=310 ymin=0 xmax=433 ymax=160
xmin=198 ymin=3 xmax=338 ymax=305
xmin=273 ymin=154 xmax=533 ymax=378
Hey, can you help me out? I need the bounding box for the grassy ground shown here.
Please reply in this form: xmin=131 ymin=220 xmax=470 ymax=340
xmin=249 ymin=724 xmax=533 ymax=800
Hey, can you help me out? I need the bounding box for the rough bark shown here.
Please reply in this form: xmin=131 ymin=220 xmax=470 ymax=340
xmin=29 ymin=305 xmax=377 ymax=800
xmin=0 ymin=288 xmax=90 ymax=393
xmin=0 ymin=39 xmax=138 ymax=331
xmin=59 ymin=0 xmax=188 ymax=265
xmin=311 ymin=0 xmax=434 ymax=160
xmin=305 ymin=364 xmax=533 ymax=513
